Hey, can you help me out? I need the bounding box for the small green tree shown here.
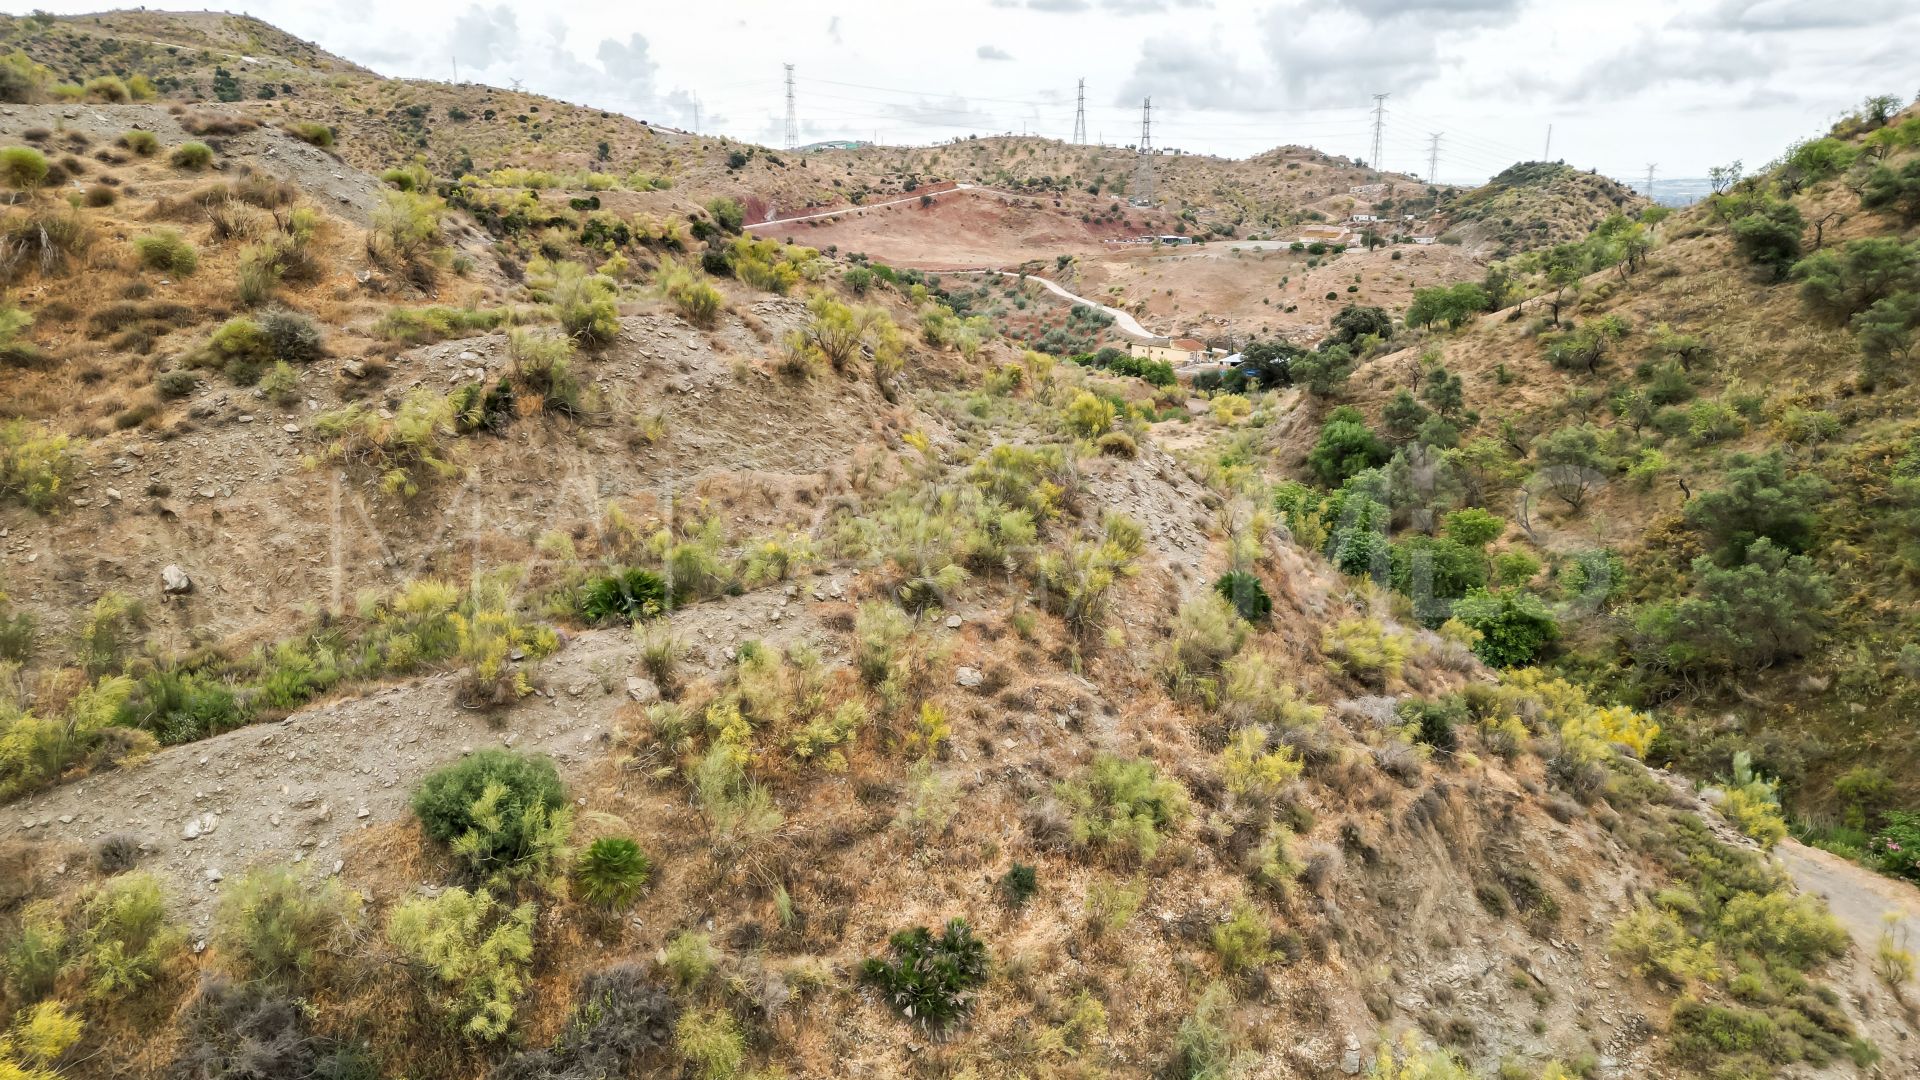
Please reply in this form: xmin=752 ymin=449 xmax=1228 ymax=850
xmin=1451 ymin=588 xmax=1558 ymax=667
xmin=1682 ymin=451 xmax=1827 ymax=563
xmin=1307 ymin=406 xmax=1388 ymax=485
xmin=1729 ymin=200 xmax=1803 ymax=280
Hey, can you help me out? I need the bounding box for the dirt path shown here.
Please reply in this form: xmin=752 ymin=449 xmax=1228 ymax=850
xmin=746 ymin=183 xmax=1029 ymax=229
xmin=6 ymin=581 xmax=845 ymax=931
xmin=949 ymin=269 xmax=1155 ymax=340
xmin=1777 ymin=839 xmax=1920 ymax=956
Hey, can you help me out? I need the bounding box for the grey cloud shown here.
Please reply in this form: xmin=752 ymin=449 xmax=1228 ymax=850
xmin=1677 ymin=0 xmax=1902 ymax=32
xmin=977 ymin=45 xmax=1015 ymax=60
xmin=449 ymin=4 xmax=517 ymax=70
xmin=1027 ymin=0 xmax=1093 ymax=10
xmin=1117 ymin=37 xmax=1269 ymax=111
xmin=593 ymin=33 xmax=661 ymax=102
xmin=1555 ymin=32 xmax=1772 ymax=103
xmin=1100 ymin=0 xmax=1212 ymax=13
xmin=1342 ymin=0 xmax=1522 ymax=23
xmin=827 ymin=16 xmax=843 ymax=44
xmin=884 ymin=94 xmax=996 ymax=129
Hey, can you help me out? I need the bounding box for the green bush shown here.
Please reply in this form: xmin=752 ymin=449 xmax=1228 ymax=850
xmin=1450 ymin=588 xmax=1558 ymax=667
xmin=1716 ymin=891 xmax=1847 ymax=968
xmin=862 ymin=918 xmax=989 ymax=1033
xmin=674 ymin=1007 xmax=745 ymax=1080
xmin=0 ymin=420 xmax=80 ymax=512
xmin=574 ymin=837 xmax=651 ymax=908
xmin=1320 ymin=617 xmax=1408 ymax=685
xmin=374 ymin=305 xmax=513 ymax=344
xmin=1307 ymin=406 xmax=1389 ymax=485
xmin=132 ymin=229 xmax=199 ymax=275
xmin=1057 ymin=754 xmax=1189 ymax=862
xmin=213 ymin=864 xmax=358 ymax=984
xmin=578 ymin=568 xmax=668 ymax=624
xmin=998 ymin=863 xmax=1038 ymax=907
xmin=286 ymin=121 xmax=334 ymax=148
xmin=169 ymin=141 xmax=214 ymax=170
xmin=410 ymin=750 xmax=571 ymax=885
xmin=704 ymin=197 xmax=745 ymax=233
xmin=115 ymin=666 xmax=247 ymax=744
xmin=0 ymin=145 xmax=48 ymax=191
xmin=76 ymin=872 xmax=184 ymax=1000
xmin=1210 ymin=902 xmax=1272 ymax=973
xmin=387 ymin=887 xmax=535 ymax=1042
xmin=1213 ymin=570 xmax=1273 ymax=624
xmin=655 ymin=258 xmax=722 ymax=328
xmin=118 ymin=130 xmax=159 ymax=156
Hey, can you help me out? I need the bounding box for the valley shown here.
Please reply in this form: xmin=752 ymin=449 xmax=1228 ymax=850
xmin=0 ymin=9 xmax=1916 ymax=1080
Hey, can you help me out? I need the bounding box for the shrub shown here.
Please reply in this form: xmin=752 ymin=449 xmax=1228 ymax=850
xmin=260 ymin=307 xmax=324 ymax=361
xmin=310 ymin=390 xmax=459 ymax=498
xmin=655 ymin=258 xmax=722 ymax=327
xmin=1611 ymin=902 xmax=1719 ymax=986
xmin=1164 ymin=591 xmax=1248 ymax=690
xmin=1222 ymin=724 xmax=1304 ymax=801
xmin=674 ymin=1008 xmax=745 ymax=1080
xmin=286 ymin=121 xmax=333 ymax=147
xmin=574 ymin=837 xmax=651 ymax=908
xmin=1321 ymin=617 xmax=1408 ymax=685
xmin=862 ymin=918 xmax=990 ymax=1033
xmin=169 ymin=141 xmax=214 ymax=170
xmin=410 ymin=750 xmax=571 ymax=885
xmin=0 ymin=420 xmax=80 ymax=511
xmin=1210 ymin=902 xmax=1271 ymax=973
xmin=2 ymin=902 xmax=66 ymax=1003
xmin=118 ymin=130 xmax=158 ymax=156
xmin=1717 ymin=891 xmax=1847 ymax=968
xmin=387 ymin=888 xmax=535 ymax=1042
xmin=998 ymin=863 xmax=1038 ymax=907
xmin=1682 ymin=451 xmax=1826 ymax=563
xmin=368 ymin=189 xmax=444 ymax=270
xmin=1870 ymin=813 xmax=1920 ymax=881
xmin=544 ymin=260 xmax=619 ymax=343
xmin=76 ymin=872 xmax=184 ymax=1000
xmin=579 ymin=568 xmax=668 ymax=624
xmin=214 ymin=864 xmax=358 ymax=984
xmin=1063 ymin=390 xmax=1115 ymax=437
xmin=1213 ymin=570 xmax=1272 ymax=624
xmin=1307 ymin=406 xmax=1389 ymax=485
xmin=82 ymin=183 xmax=115 ymax=207
xmin=132 ymin=229 xmax=198 ymax=275
xmin=1729 ymin=199 xmax=1802 ymax=280
xmin=1057 ymin=754 xmax=1189 ymax=862
xmin=663 ymin=930 xmax=718 ymax=990
xmin=0 ymin=146 xmax=48 ymax=192
xmin=704 ymin=197 xmax=745 ymax=233
xmin=0 ymin=1000 xmax=82 ymax=1079
xmin=1450 ymin=588 xmax=1558 ymax=667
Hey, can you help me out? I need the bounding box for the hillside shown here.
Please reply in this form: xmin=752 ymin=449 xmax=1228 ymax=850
xmin=1251 ymin=99 xmax=1920 ymax=865
xmin=1436 ymin=162 xmax=1648 ymax=258
xmin=0 ymin=12 xmax=1915 ymax=1080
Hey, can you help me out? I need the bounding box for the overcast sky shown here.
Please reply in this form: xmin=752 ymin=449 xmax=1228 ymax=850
xmin=25 ymin=0 xmax=1920 ymax=183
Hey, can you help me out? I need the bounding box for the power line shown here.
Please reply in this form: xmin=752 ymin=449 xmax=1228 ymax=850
xmin=1369 ymin=93 xmax=1389 ymax=172
xmin=1544 ymin=123 xmax=1553 ymax=160
xmin=1072 ymin=78 xmax=1086 ymax=145
xmin=783 ymin=64 xmax=798 ymax=151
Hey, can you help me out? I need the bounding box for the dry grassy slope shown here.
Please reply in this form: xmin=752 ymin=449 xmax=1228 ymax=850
xmin=820 ymin=137 xmax=1445 ymax=233
xmin=1437 ymin=162 xmax=1649 ymax=258
xmin=0 ymin=363 xmax=1812 ymax=1079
